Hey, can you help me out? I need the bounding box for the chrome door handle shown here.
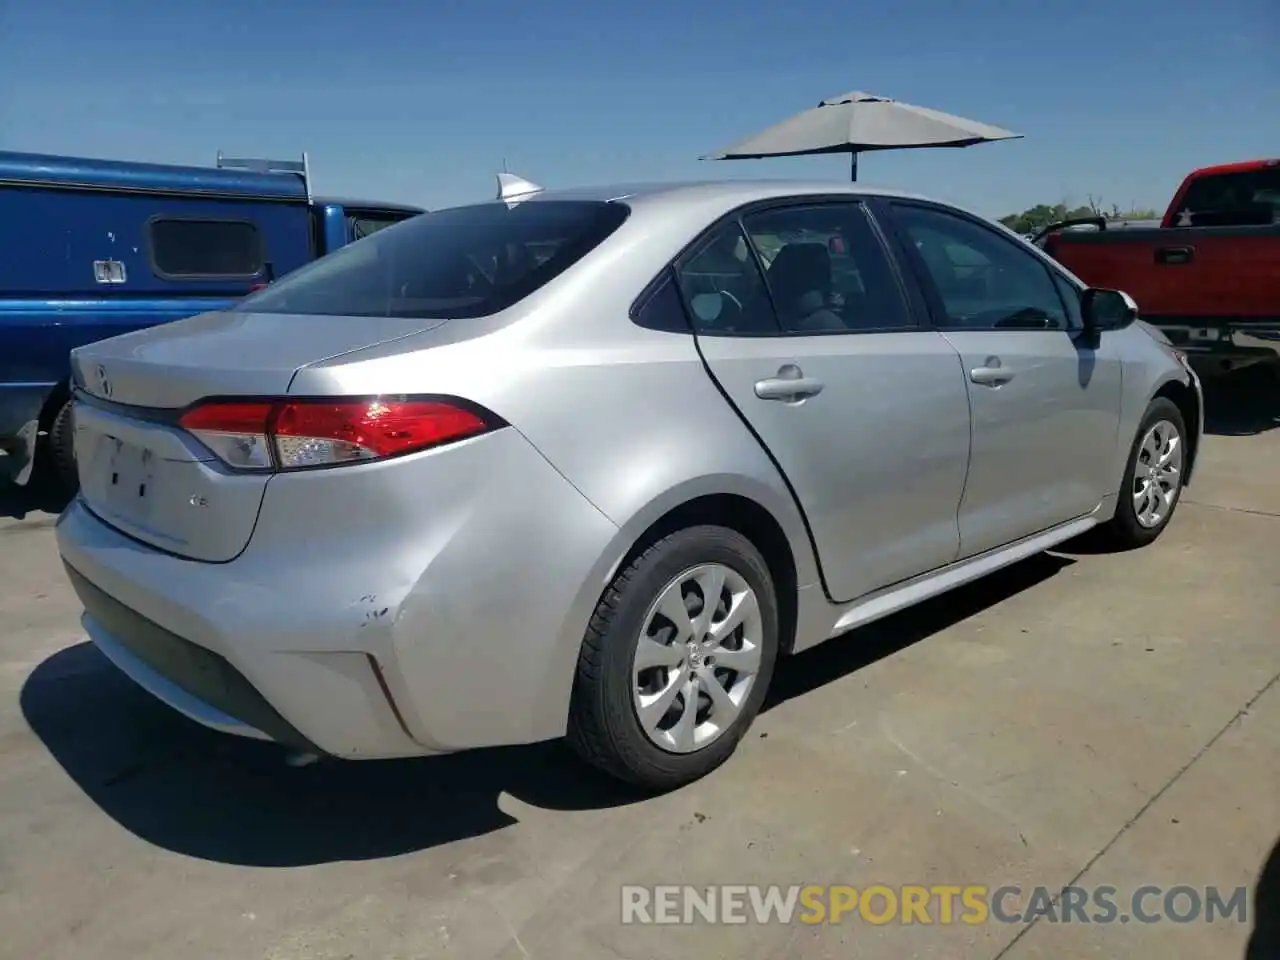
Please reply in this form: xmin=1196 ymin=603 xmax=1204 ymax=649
xmin=970 ymin=356 xmax=1014 ymax=386
xmin=754 ymin=376 xmax=825 ymax=401
xmin=970 ymin=366 xmax=1014 ymax=386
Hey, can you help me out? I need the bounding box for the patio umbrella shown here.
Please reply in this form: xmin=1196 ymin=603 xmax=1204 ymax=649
xmin=703 ymin=91 xmax=1021 ymax=181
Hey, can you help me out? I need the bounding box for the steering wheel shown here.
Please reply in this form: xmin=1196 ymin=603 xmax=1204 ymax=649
xmin=718 ymin=289 xmax=743 ymax=312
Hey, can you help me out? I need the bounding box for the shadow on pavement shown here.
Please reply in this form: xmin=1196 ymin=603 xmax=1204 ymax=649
xmin=0 ymin=476 xmax=72 ymax=522
xmin=1201 ymin=367 xmax=1279 ymax=437
xmin=1246 ymin=834 xmax=1280 ymax=960
xmin=764 ymin=551 xmax=1073 ymax=709
xmin=22 ymin=553 xmax=1073 ymax=867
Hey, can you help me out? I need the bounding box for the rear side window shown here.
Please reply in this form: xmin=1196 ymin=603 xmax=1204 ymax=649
xmin=238 ymin=200 xmax=630 ymax=319
xmin=675 ymin=222 xmax=779 ymax=336
xmin=149 ymin=219 xmax=263 ymax=278
xmin=741 ymin=202 xmax=913 ymax=333
xmin=632 ymin=271 xmax=692 ymax=333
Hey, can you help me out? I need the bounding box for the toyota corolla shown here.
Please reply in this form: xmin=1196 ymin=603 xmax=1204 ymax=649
xmin=55 ymin=176 xmax=1203 ymax=790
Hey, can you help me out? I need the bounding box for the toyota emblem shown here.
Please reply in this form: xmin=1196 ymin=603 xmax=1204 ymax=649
xmin=95 ymin=364 xmax=112 ymax=399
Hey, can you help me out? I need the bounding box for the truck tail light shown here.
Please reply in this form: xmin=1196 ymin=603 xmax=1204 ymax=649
xmin=178 ymin=397 xmax=502 ymax=472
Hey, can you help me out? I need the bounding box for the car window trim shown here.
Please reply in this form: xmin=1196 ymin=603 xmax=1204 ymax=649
xmin=881 ymin=199 xmax=1079 ymax=335
xmin=862 ymin=198 xmax=936 ymax=330
xmin=651 ymin=195 xmax=924 ymax=339
xmin=145 ymin=214 xmax=266 ymax=282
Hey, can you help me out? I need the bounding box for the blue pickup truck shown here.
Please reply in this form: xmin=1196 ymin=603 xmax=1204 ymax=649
xmin=0 ymin=150 xmax=423 ymax=490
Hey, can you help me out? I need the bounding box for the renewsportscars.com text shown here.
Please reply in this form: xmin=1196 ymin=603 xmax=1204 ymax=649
xmin=620 ymin=884 xmax=1249 ymax=926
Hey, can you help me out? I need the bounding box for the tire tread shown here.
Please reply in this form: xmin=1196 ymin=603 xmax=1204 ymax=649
xmin=566 ymin=525 xmax=777 ymax=790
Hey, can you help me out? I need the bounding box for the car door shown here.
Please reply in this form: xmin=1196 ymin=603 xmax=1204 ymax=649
xmin=675 ymin=199 xmax=972 ymax=603
xmin=881 ymin=200 xmax=1123 ymax=559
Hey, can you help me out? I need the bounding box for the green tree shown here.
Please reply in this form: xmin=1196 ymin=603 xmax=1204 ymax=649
xmin=999 ymin=204 xmax=1095 ymax=235
xmin=999 ymin=200 xmax=1162 ymax=235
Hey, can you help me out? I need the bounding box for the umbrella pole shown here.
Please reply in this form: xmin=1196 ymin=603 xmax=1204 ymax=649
xmin=850 ymin=151 xmax=858 ymax=182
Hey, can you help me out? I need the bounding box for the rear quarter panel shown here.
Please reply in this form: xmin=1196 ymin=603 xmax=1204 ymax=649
xmin=288 ymin=208 xmax=825 ymax=707
xmin=289 ymin=205 xmax=822 ymax=593
xmin=291 ymin=316 xmax=823 ymax=739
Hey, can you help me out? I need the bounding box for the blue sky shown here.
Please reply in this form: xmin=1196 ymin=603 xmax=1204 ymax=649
xmin=0 ymin=0 xmax=1275 ymax=217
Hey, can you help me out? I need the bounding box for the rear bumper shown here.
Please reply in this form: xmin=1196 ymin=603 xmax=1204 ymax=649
xmin=54 ymin=427 xmax=622 ymax=759
xmin=66 ymin=561 xmax=316 ymax=750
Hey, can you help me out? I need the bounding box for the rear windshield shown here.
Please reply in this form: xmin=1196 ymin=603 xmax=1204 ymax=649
xmin=1177 ymin=166 xmax=1280 ymax=226
xmin=237 ymin=200 xmax=630 ymax=319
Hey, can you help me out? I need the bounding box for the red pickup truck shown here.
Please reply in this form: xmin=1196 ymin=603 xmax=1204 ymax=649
xmin=1039 ymin=159 xmax=1280 ymax=377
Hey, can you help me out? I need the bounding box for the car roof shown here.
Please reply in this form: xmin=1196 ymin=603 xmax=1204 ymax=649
xmin=1184 ymin=158 xmax=1279 ymax=181
xmin=0 ymin=150 xmax=309 ymax=201
xmin=509 ymin=178 xmax=936 ymax=208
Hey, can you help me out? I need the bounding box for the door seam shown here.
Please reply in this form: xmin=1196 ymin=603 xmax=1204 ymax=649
xmin=938 ymin=330 xmax=974 ymax=565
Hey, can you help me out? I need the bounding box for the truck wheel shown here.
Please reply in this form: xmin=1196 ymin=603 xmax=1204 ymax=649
xmin=1098 ymin=397 xmax=1187 ymax=550
xmin=46 ymin=400 xmax=79 ymax=495
xmin=567 ymin=525 xmax=779 ymax=791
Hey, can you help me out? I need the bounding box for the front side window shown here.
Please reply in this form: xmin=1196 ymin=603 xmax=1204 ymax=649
xmin=149 ymin=219 xmax=263 ymax=278
xmin=742 ymin=202 xmax=913 ymax=333
xmin=238 ymin=200 xmax=629 ymax=319
xmin=891 ymin=204 xmax=1068 ymax=331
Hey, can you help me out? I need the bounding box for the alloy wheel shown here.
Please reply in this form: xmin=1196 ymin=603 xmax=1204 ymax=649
xmin=631 ymin=563 xmax=764 ymax=754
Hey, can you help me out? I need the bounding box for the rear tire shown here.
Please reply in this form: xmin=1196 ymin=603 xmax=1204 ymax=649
xmin=1097 ymin=397 xmax=1187 ymax=549
xmin=567 ymin=525 xmax=779 ymax=791
xmin=46 ymin=399 xmax=78 ymax=497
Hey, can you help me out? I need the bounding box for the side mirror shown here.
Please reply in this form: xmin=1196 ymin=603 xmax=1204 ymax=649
xmin=1081 ymin=287 xmax=1138 ymax=333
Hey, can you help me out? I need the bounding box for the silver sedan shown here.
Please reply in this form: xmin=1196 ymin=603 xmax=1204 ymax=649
xmin=56 ymin=177 xmax=1203 ymax=790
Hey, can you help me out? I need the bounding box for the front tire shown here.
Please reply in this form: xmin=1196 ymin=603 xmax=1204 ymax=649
xmin=567 ymin=525 xmax=779 ymax=791
xmin=1098 ymin=396 xmax=1187 ymax=549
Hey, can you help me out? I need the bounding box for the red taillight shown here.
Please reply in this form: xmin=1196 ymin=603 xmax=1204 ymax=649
xmin=178 ymin=397 xmax=497 ymax=472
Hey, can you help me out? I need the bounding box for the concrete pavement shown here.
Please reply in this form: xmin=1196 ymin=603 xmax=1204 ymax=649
xmin=1 ymin=389 xmax=1276 ymax=960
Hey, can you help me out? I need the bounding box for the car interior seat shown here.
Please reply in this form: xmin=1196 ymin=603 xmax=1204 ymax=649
xmin=766 ymin=243 xmax=845 ymax=332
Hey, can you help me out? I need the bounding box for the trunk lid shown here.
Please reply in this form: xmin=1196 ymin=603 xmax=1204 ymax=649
xmin=70 ymin=310 xmax=445 ymax=562
xmin=70 ymin=309 xmax=444 ymax=408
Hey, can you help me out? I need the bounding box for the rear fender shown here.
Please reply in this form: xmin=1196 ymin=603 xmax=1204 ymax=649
xmin=598 ymin=472 xmax=819 ymax=590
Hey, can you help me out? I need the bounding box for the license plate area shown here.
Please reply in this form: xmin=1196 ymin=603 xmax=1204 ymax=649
xmin=86 ymin=434 xmax=161 ymax=527
xmin=71 ymin=398 xmax=271 ymax=561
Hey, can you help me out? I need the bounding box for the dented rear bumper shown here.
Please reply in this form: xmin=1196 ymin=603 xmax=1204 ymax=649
xmin=54 ymin=427 xmax=621 ymax=759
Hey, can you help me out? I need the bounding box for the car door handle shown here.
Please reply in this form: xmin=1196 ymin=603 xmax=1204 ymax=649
xmin=1155 ymin=245 xmax=1194 ymax=265
xmin=754 ymin=376 xmax=825 ymax=401
xmin=970 ymin=366 xmax=1015 ymax=386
